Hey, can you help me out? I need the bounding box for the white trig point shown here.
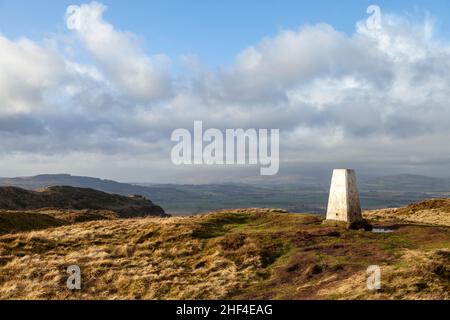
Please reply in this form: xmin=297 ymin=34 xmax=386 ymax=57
xmin=326 ymin=169 xmax=363 ymax=223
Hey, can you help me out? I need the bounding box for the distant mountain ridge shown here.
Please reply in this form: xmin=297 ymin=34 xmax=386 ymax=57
xmin=3 ymin=173 xmax=448 ymax=189
xmin=0 ymin=174 xmax=166 ymax=194
xmin=361 ymin=174 xmax=450 ymax=191
xmin=1 ymin=173 xmax=449 ymax=214
xmin=0 ymin=174 xmax=196 ymax=203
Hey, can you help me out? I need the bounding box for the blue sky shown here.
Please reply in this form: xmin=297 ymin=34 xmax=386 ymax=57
xmin=1 ymin=1 xmax=450 ymax=182
xmin=1 ymin=0 xmax=450 ymax=67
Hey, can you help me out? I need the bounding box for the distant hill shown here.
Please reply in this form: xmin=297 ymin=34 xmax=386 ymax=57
xmin=0 ymin=186 xmax=168 ymax=218
xmin=361 ymin=174 xmax=450 ymax=191
xmin=0 ymin=174 xmax=195 ymax=199
xmin=0 ymin=174 xmax=197 ymax=213
xmin=1 ymin=173 xmax=449 ymax=214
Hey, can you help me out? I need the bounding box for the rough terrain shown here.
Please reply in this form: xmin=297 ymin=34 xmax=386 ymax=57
xmin=0 ymin=201 xmax=448 ymax=300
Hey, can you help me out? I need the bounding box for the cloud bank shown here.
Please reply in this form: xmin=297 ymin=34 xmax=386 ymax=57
xmin=0 ymin=2 xmax=450 ymax=182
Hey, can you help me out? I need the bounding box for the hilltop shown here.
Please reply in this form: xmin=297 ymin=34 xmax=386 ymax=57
xmin=0 ymin=175 xmax=197 ymax=213
xmin=0 ymin=186 xmax=168 ymax=235
xmin=0 ymin=202 xmax=448 ymax=300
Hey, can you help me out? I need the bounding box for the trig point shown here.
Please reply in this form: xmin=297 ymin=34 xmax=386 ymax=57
xmin=326 ymin=169 xmax=363 ymax=224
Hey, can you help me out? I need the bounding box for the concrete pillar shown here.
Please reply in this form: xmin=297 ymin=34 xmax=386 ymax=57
xmin=326 ymin=169 xmax=363 ymax=223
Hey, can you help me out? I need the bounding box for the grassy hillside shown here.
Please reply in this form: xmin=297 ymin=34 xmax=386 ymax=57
xmin=364 ymin=199 xmax=450 ymax=226
xmin=0 ymin=185 xmax=168 ymax=235
xmin=0 ymin=205 xmax=448 ymax=300
xmin=0 ymin=211 xmax=67 ymax=235
xmin=0 ymin=209 xmax=119 ymax=235
xmin=0 ymin=186 xmax=167 ymax=218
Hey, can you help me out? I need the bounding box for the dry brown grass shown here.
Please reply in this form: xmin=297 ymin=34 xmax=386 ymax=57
xmin=0 ymin=209 xmax=119 ymax=235
xmin=364 ymin=198 xmax=450 ymax=226
xmin=0 ymin=207 xmax=448 ymax=300
xmin=316 ymin=249 xmax=450 ymax=300
xmin=0 ymin=210 xmax=287 ymax=300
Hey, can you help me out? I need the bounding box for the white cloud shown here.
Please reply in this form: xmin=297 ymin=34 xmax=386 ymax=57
xmin=1 ymin=2 xmax=450 ymax=182
xmin=0 ymin=35 xmax=66 ymax=114
xmin=65 ymin=2 xmax=172 ymax=101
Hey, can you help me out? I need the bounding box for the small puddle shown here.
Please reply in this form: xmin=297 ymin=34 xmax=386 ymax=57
xmin=372 ymin=228 xmax=394 ymax=233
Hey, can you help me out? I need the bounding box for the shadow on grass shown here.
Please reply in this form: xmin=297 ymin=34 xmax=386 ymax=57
xmin=192 ymin=212 xmax=253 ymax=239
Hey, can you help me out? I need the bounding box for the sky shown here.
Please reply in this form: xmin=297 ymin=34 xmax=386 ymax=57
xmin=1 ymin=1 xmax=450 ymax=183
xmin=2 ymin=0 xmax=450 ymax=67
